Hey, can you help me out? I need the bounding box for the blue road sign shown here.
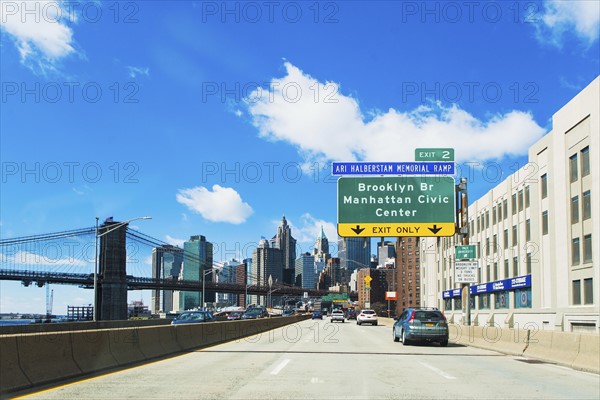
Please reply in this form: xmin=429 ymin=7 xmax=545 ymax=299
xmin=332 ymin=162 xmax=454 ymax=176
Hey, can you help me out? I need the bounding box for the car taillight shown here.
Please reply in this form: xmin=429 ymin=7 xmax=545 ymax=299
xmin=408 ymin=313 xmax=415 ymax=323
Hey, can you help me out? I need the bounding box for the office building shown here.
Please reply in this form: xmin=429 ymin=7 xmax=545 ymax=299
xmin=178 ymin=235 xmax=213 ymax=311
xmin=338 ymin=237 xmax=371 ymax=271
xmin=151 ymin=245 xmax=183 ymax=313
xmin=421 ymin=76 xmax=599 ymax=333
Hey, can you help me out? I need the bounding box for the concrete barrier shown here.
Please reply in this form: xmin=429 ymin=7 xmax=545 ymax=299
xmin=71 ymin=329 xmax=118 ymax=374
xmin=573 ymin=334 xmax=600 ymax=374
xmin=1 ymin=315 xmax=311 ymax=397
xmin=544 ymin=331 xmax=580 ymax=366
xmin=108 ymin=328 xmax=146 ymax=366
xmin=523 ymin=329 xmax=554 ymax=362
xmin=0 ymin=336 xmax=31 ymax=393
xmin=16 ymin=332 xmax=82 ymax=387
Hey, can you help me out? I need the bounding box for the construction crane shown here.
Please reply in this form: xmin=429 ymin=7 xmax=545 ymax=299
xmin=45 ymin=284 xmax=54 ymax=321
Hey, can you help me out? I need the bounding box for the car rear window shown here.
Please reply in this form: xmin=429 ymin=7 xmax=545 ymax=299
xmin=362 ymin=310 xmax=375 ymax=315
xmin=414 ymin=311 xmax=443 ymax=321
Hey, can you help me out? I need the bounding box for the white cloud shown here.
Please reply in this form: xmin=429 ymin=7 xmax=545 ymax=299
xmin=535 ymin=0 xmax=600 ymax=47
xmin=176 ymin=185 xmax=254 ymax=224
xmin=0 ymin=1 xmax=78 ymax=74
xmin=3 ymin=251 xmax=87 ymax=266
xmin=165 ymin=235 xmax=185 ymax=247
xmin=246 ymin=63 xmax=545 ymax=165
xmin=127 ymin=66 xmax=150 ymax=78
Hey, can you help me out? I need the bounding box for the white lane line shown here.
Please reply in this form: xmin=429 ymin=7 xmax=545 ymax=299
xmin=419 ymin=362 xmax=456 ymax=380
xmin=270 ymin=359 xmax=291 ymax=375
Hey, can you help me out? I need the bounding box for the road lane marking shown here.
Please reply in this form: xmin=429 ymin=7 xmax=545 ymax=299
xmin=270 ymin=358 xmax=291 ymax=375
xmin=419 ymin=362 xmax=456 ymax=380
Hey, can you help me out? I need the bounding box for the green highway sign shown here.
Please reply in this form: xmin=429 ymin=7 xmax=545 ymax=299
xmin=337 ymin=176 xmax=456 ymax=237
xmin=455 ymin=245 xmax=477 ymax=259
xmin=415 ymin=148 xmax=455 ymax=162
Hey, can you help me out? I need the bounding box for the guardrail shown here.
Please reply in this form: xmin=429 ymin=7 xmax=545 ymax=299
xmin=0 ymin=315 xmax=310 ymax=397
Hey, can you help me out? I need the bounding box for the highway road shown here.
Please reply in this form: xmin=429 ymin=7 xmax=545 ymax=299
xmin=19 ymin=318 xmax=600 ymax=399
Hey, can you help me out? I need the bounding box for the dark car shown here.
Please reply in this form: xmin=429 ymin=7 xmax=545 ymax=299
xmin=345 ymin=309 xmax=357 ymax=320
xmin=393 ymin=308 xmax=448 ymax=346
xmin=282 ymin=308 xmax=295 ymax=317
xmin=241 ymin=307 xmax=268 ymax=319
xmin=227 ymin=311 xmax=243 ymax=320
xmin=311 ymin=311 xmax=323 ymax=319
xmin=171 ymin=310 xmax=216 ymax=325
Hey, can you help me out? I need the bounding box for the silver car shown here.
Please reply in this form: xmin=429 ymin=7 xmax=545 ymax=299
xmin=330 ymin=309 xmax=345 ymax=323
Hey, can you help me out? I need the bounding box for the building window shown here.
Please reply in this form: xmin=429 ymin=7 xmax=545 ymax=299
xmin=504 ymin=229 xmax=509 ymax=250
xmin=571 ymin=195 xmax=579 ymax=224
xmin=477 ymin=216 xmax=480 ymax=233
xmin=495 ymin=291 xmax=509 ymax=309
xmin=486 ymin=211 xmax=490 ymax=229
xmin=513 ymin=256 xmax=518 ymax=277
xmin=572 ymin=280 xmax=581 ymax=305
xmin=512 ymin=193 xmax=517 ymax=215
xmin=570 ymin=154 xmax=578 ymax=182
xmin=486 ymin=238 xmax=490 ymax=256
xmin=525 ymin=186 xmax=530 ymax=208
xmin=526 ymin=219 xmax=531 ymax=241
xmin=504 ymin=259 xmax=509 ymax=278
xmin=542 ymin=211 xmax=549 ymax=235
xmin=584 ymin=278 xmax=593 ymax=304
xmin=572 ymin=238 xmax=580 ymax=265
xmin=583 ymin=191 xmax=591 ymax=221
xmin=526 ymin=253 xmax=532 ymax=274
xmin=583 ymin=234 xmax=593 ymax=263
xmin=512 ymin=225 xmax=518 ymax=246
xmin=518 ymin=189 xmax=524 ymax=212
xmin=493 ymin=206 xmax=497 ymax=225
xmin=541 ymin=174 xmax=548 ymax=199
xmin=515 ymin=288 xmax=532 ymax=308
xmin=581 ymin=146 xmax=590 ymax=177
xmin=486 ymin=264 xmax=490 ymax=281
xmin=493 ymin=262 xmax=498 ymax=281
xmin=493 ymin=234 xmax=497 ymax=253
xmin=479 ymin=293 xmax=491 ymax=309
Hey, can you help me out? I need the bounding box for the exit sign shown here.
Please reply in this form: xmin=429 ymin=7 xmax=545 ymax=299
xmin=415 ymin=148 xmax=455 ymax=162
xmin=455 ymin=245 xmax=477 ymax=260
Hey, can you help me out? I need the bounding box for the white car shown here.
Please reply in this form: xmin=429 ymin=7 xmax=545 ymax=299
xmin=330 ymin=309 xmax=345 ymax=323
xmin=357 ymin=309 xmax=378 ymax=326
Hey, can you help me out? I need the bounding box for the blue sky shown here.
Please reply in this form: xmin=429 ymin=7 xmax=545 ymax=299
xmin=1 ymin=0 xmax=599 ymax=314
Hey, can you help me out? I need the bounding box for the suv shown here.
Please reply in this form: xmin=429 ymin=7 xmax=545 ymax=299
xmin=393 ymin=308 xmax=448 ymax=346
xmin=356 ymin=309 xmax=378 ymax=326
xmin=330 ymin=309 xmax=345 ymax=323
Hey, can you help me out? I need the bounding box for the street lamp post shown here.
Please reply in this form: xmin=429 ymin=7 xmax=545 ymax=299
xmin=93 ymin=216 xmax=152 ymax=321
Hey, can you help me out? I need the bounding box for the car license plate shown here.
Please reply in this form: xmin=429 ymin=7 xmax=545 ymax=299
xmin=425 ymin=323 xmax=434 ymax=327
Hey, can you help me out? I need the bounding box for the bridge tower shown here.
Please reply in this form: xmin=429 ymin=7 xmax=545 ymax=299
xmin=98 ymin=221 xmax=128 ymax=320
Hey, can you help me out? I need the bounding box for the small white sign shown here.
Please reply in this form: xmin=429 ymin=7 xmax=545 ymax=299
xmin=455 ymin=260 xmax=479 ymax=283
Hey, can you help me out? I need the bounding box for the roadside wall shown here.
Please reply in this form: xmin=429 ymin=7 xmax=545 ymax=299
xmin=450 ymin=323 xmax=599 ymax=374
xmin=0 ymin=315 xmax=310 ymax=397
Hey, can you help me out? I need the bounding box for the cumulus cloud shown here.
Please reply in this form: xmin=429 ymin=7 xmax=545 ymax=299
xmin=127 ymin=66 xmax=150 ymax=78
xmin=176 ymin=185 xmax=254 ymax=224
xmin=0 ymin=0 xmax=78 ymax=74
xmin=246 ymin=63 xmax=545 ymax=165
xmin=3 ymin=251 xmax=87 ymax=266
xmin=535 ymin=0 xmax=600 ymax=47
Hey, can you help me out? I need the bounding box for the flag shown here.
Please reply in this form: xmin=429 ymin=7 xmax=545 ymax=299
xmin=104 ymin=216 xmax=114 ymax=223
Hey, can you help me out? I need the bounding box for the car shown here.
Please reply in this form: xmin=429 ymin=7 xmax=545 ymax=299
xmin=330 ymin=309 xmax=345 ymax=323
xmin=345 ymin=309 xmax=357 ymax=320
xmin=393 ymin=308 xmax=449 ymax=346
xmin=311 ymin=311 xmax=323 ymax=319
xmin=282 ymin=308 xmax=295 ymax=317
xmin=171 ymin=310 xmax=216 ymax=325
xmin=227 ymin=311 xmax=243 ymax=320
xmin=241 ymin=307 xmax=268 ymax=319
xmin=356 ymin=309 xmax=378 ymax=326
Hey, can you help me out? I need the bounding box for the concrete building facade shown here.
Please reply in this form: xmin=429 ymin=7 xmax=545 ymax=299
xmin=421 ymin=77 xmax=599 ymax=333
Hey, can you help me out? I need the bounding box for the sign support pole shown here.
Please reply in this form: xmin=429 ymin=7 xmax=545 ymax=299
xmin=457 ymin=178 xmax=470 ymax=326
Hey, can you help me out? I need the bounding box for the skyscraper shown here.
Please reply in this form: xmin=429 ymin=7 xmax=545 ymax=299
xmin=295 ymin=252 xmax=316 ymax=289
xmin=273 ymin=216 xmax=296 ymax=284
xmin=252 ymin=238 xmax=283 ymax=305
xmin=179 ymin=235 xmax=213 ymax=311
xmin=151 ymin=245 xmax=183 ymax=313
xmin=338 ymin=237 xmax=371 ymax=271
